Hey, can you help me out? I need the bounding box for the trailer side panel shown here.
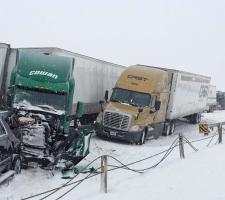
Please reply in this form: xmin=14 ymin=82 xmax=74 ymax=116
xmin=167 ymin=71 xmax=210 ymax=119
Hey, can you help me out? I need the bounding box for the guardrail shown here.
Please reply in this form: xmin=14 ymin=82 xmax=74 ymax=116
xmin=199 ymin=122 xmax=224 ymax=143
xmin=22 ymin=129 xmax=224 ymax=200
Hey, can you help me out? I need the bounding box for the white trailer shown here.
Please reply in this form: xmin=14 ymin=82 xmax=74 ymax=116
xmin=166 ymin=70 xmax=211 ymax=122
xmin=1 ymin=46 xmax=125 ymax=118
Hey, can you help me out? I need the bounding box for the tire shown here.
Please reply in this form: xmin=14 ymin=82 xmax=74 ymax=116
xmin=12 ymin=155 xmax=21 ymax=174
xmin=169 ymin=122 xmax=175 ymax=135
xmin=197 ymin=114 xmax=201 ymax=123
xmin=136 ymin=130 xmax=146 ymax=145
xmin=191 ymin=114 xmax=201 ymax=124
xmin=162 ymin=123 xmax=170 ymax=136
xmin=140 ymin=131 xmax=146 ymax=145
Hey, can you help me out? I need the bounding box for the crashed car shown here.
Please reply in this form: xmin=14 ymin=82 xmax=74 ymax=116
xmin=0 ymin=116 xmax=21 ymax=178
xmin=7 ymin=108 xmax=92 ymax=168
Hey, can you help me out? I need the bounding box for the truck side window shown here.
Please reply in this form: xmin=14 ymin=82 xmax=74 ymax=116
xmin=150 ymin=95 xmax=156 ymax=108
xmin=0 ymin=121 xmax=6 ymax=136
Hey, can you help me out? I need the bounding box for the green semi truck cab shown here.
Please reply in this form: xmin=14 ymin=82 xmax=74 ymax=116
xmin=8 ymin=50 xmax=92 ymax=166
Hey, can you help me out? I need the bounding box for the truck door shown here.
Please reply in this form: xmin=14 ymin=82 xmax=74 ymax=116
xmin=0 ymin=119 xmax=11 ymax=173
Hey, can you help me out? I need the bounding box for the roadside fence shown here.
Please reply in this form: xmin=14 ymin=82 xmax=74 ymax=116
xmin=21 ymin=124 xmax=223 ymax=200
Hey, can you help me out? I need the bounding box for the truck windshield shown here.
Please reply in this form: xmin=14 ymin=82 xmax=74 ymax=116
xmin=110 ymin=88 xmax=150 ymax=107
xmin=13 ymin=86 xmax=67 ymax=111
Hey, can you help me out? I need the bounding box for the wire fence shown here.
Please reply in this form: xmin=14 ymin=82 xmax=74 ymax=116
xmin=21 ymin=130 xmax=222 ymax=200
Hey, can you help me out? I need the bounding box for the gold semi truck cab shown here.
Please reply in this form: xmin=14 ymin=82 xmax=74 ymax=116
xmin=95 ymin=65 xmax=173 ymax=144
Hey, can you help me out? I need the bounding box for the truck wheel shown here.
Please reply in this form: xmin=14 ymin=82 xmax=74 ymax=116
xmin=191 ymin=114 xmax=201 ymax=124
xmin=12 ymin=155 xmax=21 ymax=174
xmin=162 ymin=123 xmax=170 ymax=136
xmin=136 ymin=130 xmax=146 ymax=145
xmin=197 ymin=114 xmax=201 ymax=123
xmin=140 ymin=131 xmax=146 ymax=145
xmin=169 ymin=122 xmax=175 ymax=135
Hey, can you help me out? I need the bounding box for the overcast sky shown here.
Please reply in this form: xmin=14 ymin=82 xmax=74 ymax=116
xmin=0 ymin=0 xmax=224 ymax=90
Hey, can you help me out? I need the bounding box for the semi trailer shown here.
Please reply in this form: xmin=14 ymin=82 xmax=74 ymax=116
xmin=1 ymin=45 xmax=125 ymax=118
xmin=96 ymin=65 xmax=211 ymax=144
xmin=0 ymin=44 xmax=125 ymax=166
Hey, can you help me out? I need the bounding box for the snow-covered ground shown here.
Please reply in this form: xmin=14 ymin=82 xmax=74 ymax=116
xmin=1 ymin=111 xmax=225 ymax=200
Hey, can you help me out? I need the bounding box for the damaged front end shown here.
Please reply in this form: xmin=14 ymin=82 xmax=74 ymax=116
xmin=9 ymin=110 xmax=93 ymax=168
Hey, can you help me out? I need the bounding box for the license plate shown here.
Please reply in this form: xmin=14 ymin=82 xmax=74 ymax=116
xmin=110 ymin=131 xmax=117 ymax=136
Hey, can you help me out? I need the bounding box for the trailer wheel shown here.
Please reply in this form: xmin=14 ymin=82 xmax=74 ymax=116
xmin=169 ymin=122 xmax=175 ymax=135
xmin=191 ymin=114 xmax=201 ymax=124
xmin=197 ymin=114 xmax=201 ymax=123
xmin=162 ymin=123 xmax=170 ymax=136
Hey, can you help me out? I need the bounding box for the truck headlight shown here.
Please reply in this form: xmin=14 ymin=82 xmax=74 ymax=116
xmin=128 ymin=125 xmax=141 ymax=132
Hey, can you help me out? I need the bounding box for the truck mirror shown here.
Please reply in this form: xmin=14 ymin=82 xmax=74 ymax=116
xmin=76 ymin=101 xmax=84 ymax=118
xmin=136 ymin=107 xmax=143 ymax=120
xmin=104 ymin=90 xmax=109 ymax=102
xmin=155 ymin=100 xmax=161 ymax=111
xmin=99 ymin=100 xmax=104 ymax=112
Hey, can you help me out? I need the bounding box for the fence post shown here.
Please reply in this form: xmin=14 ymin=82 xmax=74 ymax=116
xmin=100 ymin=155 xmax=108 ymax=193
xmin=179 ymin=133 xmax=185 ymax=159
xmin=218 ymin=124 xmax=223 ymax=144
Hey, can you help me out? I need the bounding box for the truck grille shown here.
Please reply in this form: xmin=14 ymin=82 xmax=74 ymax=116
xmin=103 ymin=111 xmax=131 ymax=131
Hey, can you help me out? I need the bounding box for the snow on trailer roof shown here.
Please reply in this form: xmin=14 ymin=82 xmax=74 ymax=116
xmin=136 ymin=64 xmax=211 ymax=80
xmin=19 ymin=47 xmax=126 ymax=69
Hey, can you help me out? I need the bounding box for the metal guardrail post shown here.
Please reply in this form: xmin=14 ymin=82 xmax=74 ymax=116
xmin=179 ymin=133 xmax=185 ymax=159
xmin=218 ymin=124 xmax=223 ymax=144
xmin=100 ymin=155 xmax=108 ymax=193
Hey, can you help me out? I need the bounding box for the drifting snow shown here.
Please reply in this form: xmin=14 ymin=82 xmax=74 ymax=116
xmin=0 ymin=111 xmax=225 ymax=200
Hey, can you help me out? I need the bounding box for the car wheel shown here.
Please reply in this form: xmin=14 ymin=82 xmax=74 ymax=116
xmin=12 ymin=155 xmax=21 ymax=174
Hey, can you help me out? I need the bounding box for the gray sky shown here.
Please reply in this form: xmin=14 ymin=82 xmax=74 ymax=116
xmin=0 ymin=0 xmax=224 ymax=90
